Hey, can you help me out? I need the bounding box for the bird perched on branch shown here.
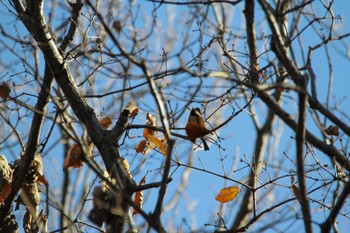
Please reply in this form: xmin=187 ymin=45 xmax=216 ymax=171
xmin=185 ymin=108 xmax=212 ymax=151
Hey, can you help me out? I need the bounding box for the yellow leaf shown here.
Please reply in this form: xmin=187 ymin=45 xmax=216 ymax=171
xmin=215 ymin=186 xmax=239 ymax=203
xmin=146 ymin=134 xmax=167 ymax=156
xmin=0 ymin=82 xmax=10 ymax=101
xmin=133 ymin=176 xmax=146 ymax=216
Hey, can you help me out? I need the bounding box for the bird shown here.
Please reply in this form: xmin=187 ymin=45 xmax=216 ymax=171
xmin=185 ymin=108 xmax=212 ymax=151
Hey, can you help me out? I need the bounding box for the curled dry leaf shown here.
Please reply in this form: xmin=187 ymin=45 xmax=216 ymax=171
xmin=0 ymin=82 xmax=10 ymax=101
xmin=63 ymin=142 xmax=93 ymax=170
xmin=99 ymin=116 xmax=113 ymax=129
xmin=20 ymin=182 xmax=40 ymax=213
xmin=118 ymin=157 xmax=132 ymax=179
xmin=291 ymin=184 xmax=301 ymax=204
xmin=113 ymin=20 xmax=122 ymax=34
xmin=324 ymin=125 xmax=339 ymax=136
xmin=125 ymin=100 xmax=139 ymax=118
xmin=132 ymin=176 xmax=146 ymax=216
xmin=135 ymin=113 xmax=168 ymax=156
xmin=146 ymin=134 xmax=167 ymax=156
xmin=143 ymin=113 xmax=157 ymax=137
xmin=215 ymin=186 xmax=239 ymax=203
xmin=0 ymin=155 xmax=13 ymax=204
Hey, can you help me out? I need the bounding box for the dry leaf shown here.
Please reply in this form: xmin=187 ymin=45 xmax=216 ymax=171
xmin=143 ymin=113 xmax=157 ymax=137
xmin=99 ymin=116 xmax=113 ymax=129
xmin=0 ymin=82 xmax=10 ymax=101
xmin=113 ymin=20 xmax=122 ymax=34
xmin=146 ymin=134 xmax=167 ymax=156
xmin=0 ymin=155 xmax=13 ymax=204
xmin=63 ymin=142 xmax=93 ymax=170
xmin=324 ymin=125 xmax=339 ymax=136
xmin=20 ymin=182 xmax=40 ymax=212
xmin=291 ymin=184 xmax=301 ymax=203
xmin=133 ymin=176 xmax=146 ymax=216
xmin=118 ymin=157 xmax=132 ymax=179
xmin=215 ymin=186 xmax=239 ymax=203
xmin=125 ymin=100 xmax=139 ymax=118
xmin=290 ymin=175 xmax=295 ymax=184
xmin=252 ymin=64 xmax=268 ymax=82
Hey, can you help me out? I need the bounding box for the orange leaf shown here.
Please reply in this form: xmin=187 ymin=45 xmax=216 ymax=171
xmin=215 ymin=186 xmax=239 ymax=203
xmin=133 ymin=176 xmax=146 ymax=216
xmin=143 ymin=113 xmax=156 ymax=137
xmin=99 ymin=116 xmax=112 ymax=129
xmin=134 ymin=140 xmax=147 ymax=154
xmin=324 ymin=125 xmax=339 ymax=136
xmin=0 ymin=82 xmax=10 ymax=101
xmin=37 ymin=175 xmax=49 ymax=187
xmin=291 ymin=184 xmax=301 ymax=203
xmin=146 ymin=134 xmax=167 ymax=156
xmin=63 ymin=144 xmax=83 ymax=170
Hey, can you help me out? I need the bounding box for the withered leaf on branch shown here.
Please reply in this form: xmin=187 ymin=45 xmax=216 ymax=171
xmin=132 ymin=176 xmax=146 ymax=216
xmin=118 ymin=157 xmax=132 ymax=179
xmin=63 ymin=116 xmax=113 ymax=170
xmin=125 ymin=100 xmax=139 ymax=118
xmin=0 ymin=82 xmax=10 ymax=101
xmin=215 ymin=186 xmax=239 ymax=203
xmin=0 ymin=155 xmax=13 ymax=204
xmin=324 ymin=125 xmax=339 ymax=136
xmin=135 ymin=113 xmax=168 ymax=156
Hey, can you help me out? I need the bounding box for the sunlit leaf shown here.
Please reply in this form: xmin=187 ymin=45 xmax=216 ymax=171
xmin=125 ymin=100 xmax=139 ymax=118
xmin=99 ymin=116 xmax=113 ymax=129
xmin=118 ymin=157 xmax=132 ymax=179
xmin=146 ymin=134 xmax=167 ymax=156
xmin=0 ymin=155 xmax=13 ymax=204
xmin=0 ymin=82 xmax=10 ymax=101
xmin=143 ymin=113 xmax=156 ymax=137
xmin=215 ymin=186 xmax=239 ymax=203
xmin=133 ymin=176 xmax=146 ymax=216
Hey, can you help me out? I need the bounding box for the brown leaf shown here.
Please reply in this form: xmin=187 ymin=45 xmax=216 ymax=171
xmin=215 ymin=186 xmax=239 ymax=203
xmin=290 ymin=175 xmax=295 ymax=184
xmin=99 ymin=116 xmax=113 ymax=129
xmin=133 ymin=176 xmax=146 ymax=216
xmin=0 ymin=155 xmax=13 ymax=204
xmin=291 ymin=184 xmax=301 ymax=203
xmin=0 ymin=82 xmax=10 ymax=101
xmin=324 ymin=125 xmax=339 ymax=136
xmin=113 ymin=20 xmax=122 ymax=34
xmin=63 ymin=142 xmax=93 ymax=170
